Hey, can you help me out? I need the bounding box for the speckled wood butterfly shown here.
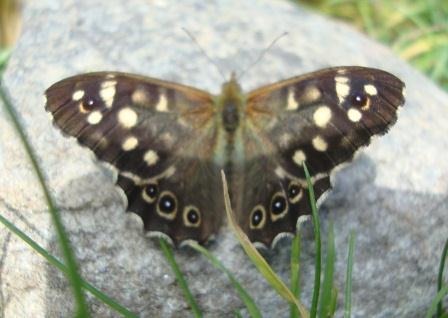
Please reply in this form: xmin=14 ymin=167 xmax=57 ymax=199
xmin=45 ymin=66 xmax=405 ymax=247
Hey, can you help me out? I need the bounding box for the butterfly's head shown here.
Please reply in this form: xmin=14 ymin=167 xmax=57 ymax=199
xmin=221 ymin=72 xmax=243 ymax=98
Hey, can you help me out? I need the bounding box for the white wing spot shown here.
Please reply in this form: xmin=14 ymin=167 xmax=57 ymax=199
xmin=302 ymin=85 xmax=321 ymax=103
xmin=143 ymin=150 xmax=159 ymax=166
xmin=312 ymin=135 xmax=328 ymax=152
xmin=155 ymin=94 xmax=169 ymax=112
xmin=313 ymin=105 xmax=332 ymax=128
xmin=131 ymin=87 xmax=150 ymax=104
xmin=279 ymin=133 xmax=292 ymax=148
xmin=293 ymin=150 xmax=307 ymax=165
xmin=275 ymin=166 xmax=287 ymax=178
xmin=347 ymin=108 xmax=362 ymax=122
xmin=402 ymin=86 xmax=406 ymax=97
xmin=118 ymin=107 xmax=138 ymax=128
xmin=87 ymin=111 xmax=102 ymax=125
xmin=364 ymin=84 xmax=378 ymax=96
xmin=100 ymin=80 xmax=117 ymax=108
xmin=335 ymin=76 xmax=350 ymax=103
xmin=165 ymin=166 xmax=176 ymax=178
xmin=286 ymin=88 xmax=299 ymax=110
xmin=72 ymin=90 xmax=85 ymax=101
xmin=160 ymin=132 xmax=175 ymax=147
xmin=122 ymin=136 xmax=138 ymax=151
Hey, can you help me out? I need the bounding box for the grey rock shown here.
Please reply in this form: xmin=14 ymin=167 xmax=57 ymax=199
xmin=1 ymin=0 xmax=447 ymax=317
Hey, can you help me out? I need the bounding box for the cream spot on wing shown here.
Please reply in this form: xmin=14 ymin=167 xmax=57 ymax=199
xmin=402 ymin=86 xmax=406 ymax=97
xmin=165 ymin=165 xmax=176 ymax=178
xmin=301 ymin=85 xmax=321 ymax=103
xmin=275 ymin=166 xmax=287 ymax=178
xmin=160 ymin=132 xmax=175 ymax=147
xmin=72 ymin=90 xmax=85 ymax=101
xmin=106 ymin=73 xmax=116 ymax=79
xmin=312 ymin=135 xmax=328 ymax=152
xmin=118 ymin=107 xmax=138 ymax=128
xmin=337 ymin=68 xmax=348 ymax=75
xmin=131 ymin=87 xmax=150 ymax=104
xmin=143 ymin=150 xmax=159 ymax=166
xmin=122 ymin=136 xmax=138 ymax=151
xmin=279 ymin=133 xmax=292 ymax=148
xmin=100 ymin=80 xmax=117 ymax=108
xmin=313 ymin=105 xmax=332 ymax=128
xmin=155 ymin=94 xmax=168 ymax=112
xmin=335 ymin=76 xmax=350 ymax=103
xmin=293 ymin=150 xmax=306 ymax=165
xmin=364 ymin=84 xmax=377 ymax=96
xmin=286 ymin=88 xmax=299 ymax=110
xmin=87 ymin=111 xmax=102 ymax=124
xmin=347 ymin=108 xmax=362 ymax=122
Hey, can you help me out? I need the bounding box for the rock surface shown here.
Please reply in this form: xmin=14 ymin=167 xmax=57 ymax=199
xmin=1 ymin=0 xmax=447 ymax=317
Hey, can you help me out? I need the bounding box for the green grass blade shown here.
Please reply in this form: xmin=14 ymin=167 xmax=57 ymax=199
xmin=188 ymin=241 xmax=262 ymax=318
xmin=319 ymin=221 xmax=336 ymax=318
xmin=356 ymin=0 xmax=375 ymax=37
xmin=221 ymin=171 xmax=309 ymax=318
xmin=437 ymin=238 xmax=448 ymax=317
xmin=0 ymin=82 xmax=89 ymax=317
xmin=290 ymin=233 xmax=301 ymax=318
xmin=426 ymin=284 xmax=448 ymax=318
xmin=329 ymin=287 xmax=338 ymax=317
xmin=303 ymin=163 xmax=321 ymax=318
xmin=0 ymin=48 xmax=11 ymax=76
xmin=0 ymin=212 xmax=138 ymax=318
xmin=344 ymin=231 xmax=356 ymax=318
xmin=159 ymin=239 xmax=202 ymax=318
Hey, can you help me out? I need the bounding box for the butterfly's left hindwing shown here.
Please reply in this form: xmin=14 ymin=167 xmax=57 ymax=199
xmin=45 ymin=72 xmax=224 ymax=245
xmin=237 ymin=66 xmax=405 ymax=246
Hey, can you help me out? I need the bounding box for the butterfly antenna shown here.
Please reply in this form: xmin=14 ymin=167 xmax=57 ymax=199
xmin=237 ymin=32 xmax=288 ymax=80
xmin=182 ymin=28 xmax=227 ymax=81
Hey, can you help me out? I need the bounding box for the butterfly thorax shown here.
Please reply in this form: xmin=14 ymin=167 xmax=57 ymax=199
xmin=218 ymin=74 xmax=244 ymax=133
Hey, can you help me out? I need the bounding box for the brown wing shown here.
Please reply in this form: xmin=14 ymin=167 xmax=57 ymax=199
xmin=234 ymin=66 xmax=405 ymax=247
xmin=45 ymin=72 xmax=224 ymax=245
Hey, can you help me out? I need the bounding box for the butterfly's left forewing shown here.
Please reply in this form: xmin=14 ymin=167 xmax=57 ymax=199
xmin=45 ymin=72 xmax=224 ymax=245
xmin=237 ymin=67 xmax=405 ymax=246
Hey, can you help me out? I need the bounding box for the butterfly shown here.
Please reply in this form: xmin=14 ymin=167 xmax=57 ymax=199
xmin=45 ymin=66 xmax=405 ymax=248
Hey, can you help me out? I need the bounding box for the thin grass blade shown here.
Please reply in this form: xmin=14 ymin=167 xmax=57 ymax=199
xmin=159 ymin=238 xmax=202 ymax=318
xmin=0 ymin=212 xmax=138 ymax=318
xmin=319 ymin=221 xmax=336 ymax=318
xmin=437 ymin=238 xmax=448 ymax=317
xmin=290 ymin=233 xmax=301 ymax=318
xmin=221 ymin=171 xmax=309 ymax=318
xmin=344 ymin=231 xmax=356 ymax=318
xmin=303 ymin=163 xmax=321 ymax=318
xmin=188 ymin=241 xmax=262 ymax=318
xmin=426 ymin=284 xmax=448 ymax=318
xmin=0 ymin=81 xmax=89 ymax=317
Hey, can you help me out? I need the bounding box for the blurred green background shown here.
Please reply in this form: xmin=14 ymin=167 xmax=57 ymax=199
xmin=1 ymin=0 xmax=447 ymax=90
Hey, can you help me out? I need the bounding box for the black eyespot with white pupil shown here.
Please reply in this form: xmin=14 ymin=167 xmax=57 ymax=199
xmin=252 ymin=208 xmax=264 ymax=227
xmin=351 ymin=92 xmax=368 ymax=108
xmin=82 ymin=96 xmax=101 ymax=111
xmin=187 ymin=208 xmax=199 ymax=224
xmin=271 ymin=196 xmax=287 ymax=215
xmin=158 ymin=193 xmax=176 ymax=214
xmin=144 ymin=184 xmax=158 ymax=199
xmin=288 ymin=184 xmax=300 ymax=200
